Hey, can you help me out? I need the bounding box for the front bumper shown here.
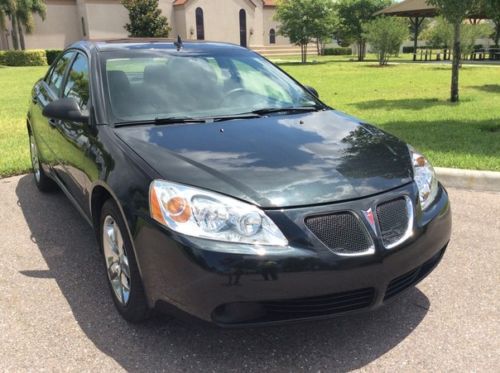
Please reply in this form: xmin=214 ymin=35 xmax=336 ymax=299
xmin=133 ymin=183 xmax=452 ymax=326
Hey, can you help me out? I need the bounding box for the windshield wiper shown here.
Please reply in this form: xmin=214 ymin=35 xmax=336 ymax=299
xmin=113 ymin=114 xmax=261 ymax=128
xmin=204 ymin=113 xmax=262 ymax=122
xmin=114 ymin=117 xmax=206 ymax=128
xmin=249 ymin=106 xmax=323 ymax=116
xmin=113 ymin=109 xmax=309 ymax=128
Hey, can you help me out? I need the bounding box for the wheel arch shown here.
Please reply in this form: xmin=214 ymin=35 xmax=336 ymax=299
xmin=89 ymin=181 xmax=149 ymax=288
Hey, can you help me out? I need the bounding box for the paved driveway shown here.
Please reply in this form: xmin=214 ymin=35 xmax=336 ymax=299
xmin=0 ymin=175 xmax=499 ymax=372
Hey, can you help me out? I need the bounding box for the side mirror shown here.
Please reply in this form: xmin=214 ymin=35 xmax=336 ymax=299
xmin=305 ymin=85 xmax=319 ymax=98
xmin=42 ymin=97 xmax=89 ymax=123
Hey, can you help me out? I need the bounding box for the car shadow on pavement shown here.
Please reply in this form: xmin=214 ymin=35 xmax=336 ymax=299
xmin=16 ymin=175 xmax=430 ymax=372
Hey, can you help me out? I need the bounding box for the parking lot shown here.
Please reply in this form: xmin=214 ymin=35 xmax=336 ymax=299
xmin=1 ymin=174 xmax=499 ymax=372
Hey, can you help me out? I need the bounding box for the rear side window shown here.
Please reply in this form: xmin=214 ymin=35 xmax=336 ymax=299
xmin=63 ymin=53 xmax=90 ymax=111
xmin=46 ymin=52 xmax=75 ymax=95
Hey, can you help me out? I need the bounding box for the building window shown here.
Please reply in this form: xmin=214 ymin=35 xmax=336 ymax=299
xmin=195 ymin=7 xmax=204 ymax=40
xmin=269 ymin=28 xmax=276 ymax=44
xmin=81 ymin=17 xmax=87 ymax=37
xmin=239 ymin=9 xmax=247 ymax=47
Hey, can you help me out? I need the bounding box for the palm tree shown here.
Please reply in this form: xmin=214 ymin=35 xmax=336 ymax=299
xmin=0 ymin=5 xmax=6 ymax=31
xmin=0 ymin=0 xmax=46 ymax=50
xmin=15 ymin=0 xmax=46 ymax=50
xmin=0 ymin=0 xmax=18 ymax=49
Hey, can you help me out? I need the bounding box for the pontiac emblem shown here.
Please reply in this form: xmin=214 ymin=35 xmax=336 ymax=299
xmin=363 ymin=208 xmax=377 ymax=234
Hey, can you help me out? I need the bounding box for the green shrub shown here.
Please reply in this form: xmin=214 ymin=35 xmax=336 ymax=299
xmin=0 ymin=50 xmax=47 ymax=66
xmin=45 ymin=49 xmax=63 ymax=65
xmin=402 ymin=46 xmax=415 ymax=54
xmin=363 ymin=16 xmax=409 ymax=66
xmin=323 ymin=47 xmax=352 ymax=56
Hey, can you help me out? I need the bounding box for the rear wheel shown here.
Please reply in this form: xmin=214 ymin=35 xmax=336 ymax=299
xmin=29 ymin=132 xmax=56 ymax=192
xmin=100 ymin=199 xmax=150 ymax=322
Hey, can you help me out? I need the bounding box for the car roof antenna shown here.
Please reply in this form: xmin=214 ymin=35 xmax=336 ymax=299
xmin=174 ymin=35 xmax=183 ymax=51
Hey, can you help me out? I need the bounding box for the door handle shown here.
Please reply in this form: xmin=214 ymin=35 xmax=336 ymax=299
xmin=48 ymin=118 xmax=58 ymax=127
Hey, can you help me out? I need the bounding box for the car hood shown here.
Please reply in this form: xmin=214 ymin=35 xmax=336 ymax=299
xmin=115 ymin=110 xmax=413 ymax=208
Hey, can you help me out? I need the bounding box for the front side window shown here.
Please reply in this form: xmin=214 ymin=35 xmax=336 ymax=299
xmin=47 ymin=51 xmax=75 ymax=95
xmin=102 ymin=51 xmax=319 ymax=122
xmin=63 ymin=53 xmax=90 ymax=111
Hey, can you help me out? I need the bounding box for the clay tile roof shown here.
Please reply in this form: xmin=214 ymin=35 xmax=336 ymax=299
xmin=263 ymin=0 xmax=277 ymax=6
xmin=174 ymin=0 xmax=265 ymax=6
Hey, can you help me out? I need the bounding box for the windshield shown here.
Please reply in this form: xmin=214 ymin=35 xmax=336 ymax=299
xmin=101 ymin=49 xmax=321 ymax=123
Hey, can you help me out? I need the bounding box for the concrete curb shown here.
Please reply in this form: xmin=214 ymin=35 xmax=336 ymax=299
xmin=435 ymin=167 xmax=500 ymax=193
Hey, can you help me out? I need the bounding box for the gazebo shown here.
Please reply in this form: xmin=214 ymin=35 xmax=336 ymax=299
xmin=376 ymin=0 xmax=489 ymax=61
xmin=376 ymin=0 xmax=439 ymax=61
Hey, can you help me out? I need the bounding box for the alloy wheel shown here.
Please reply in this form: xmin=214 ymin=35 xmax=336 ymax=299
xmin=102 ymin=215 xmax=131 ymax=305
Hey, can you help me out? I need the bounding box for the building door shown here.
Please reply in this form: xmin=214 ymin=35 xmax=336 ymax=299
xmin=239 ymin=9 xmax=247 ymax=47
xmin=269 ymin=29 xmax=276 ymax=44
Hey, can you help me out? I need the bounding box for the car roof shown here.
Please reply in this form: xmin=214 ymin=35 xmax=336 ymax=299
xmin=67 ymin=38 xmax=250 ymax=54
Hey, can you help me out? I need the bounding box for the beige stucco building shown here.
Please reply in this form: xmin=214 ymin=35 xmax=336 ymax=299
xmin=0 ymin=0 xmax=291 ymax=50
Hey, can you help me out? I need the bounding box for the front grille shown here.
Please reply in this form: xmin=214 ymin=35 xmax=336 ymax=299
xmin=384 ymin=248 xmax=445 ymax=300
xmin=376 ymin=198 xmax=411 ymax=248
xmin=305 ymin=212 xmax=374 ymax=255
xmin=262 ymin=288 xmax=375 ymax=319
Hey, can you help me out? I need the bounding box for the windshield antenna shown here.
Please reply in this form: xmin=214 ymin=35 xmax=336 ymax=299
xmin=174 ymin=35 xmax=183 ymax=51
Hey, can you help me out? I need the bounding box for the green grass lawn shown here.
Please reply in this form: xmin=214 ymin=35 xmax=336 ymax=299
xmin=0 ymin=66 xmax=47 ymax=177
xmin=0 ymin=56 xmax=499 ymax=177
xmin=276 ymin=55 xmax=500 ymax=171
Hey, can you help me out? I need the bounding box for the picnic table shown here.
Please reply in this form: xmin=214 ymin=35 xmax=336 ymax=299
xmin=414 ymin=47 xmax=500 ymax=62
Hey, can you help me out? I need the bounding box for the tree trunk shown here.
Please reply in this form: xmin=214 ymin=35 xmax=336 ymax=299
xmin=301 ymin=43 xmax=308 ymax=64
xmin=10 ymin=15 xmax=19 ymax=50
xmin=413 ymin=28 xmax=418 ymax=61
xmin=451 ymin=21 xmax=461 ymax=103
xmin=494 ymin=21 xmax=500 ymax=48
xmin=18 ymin=22 xmax=25 ymax=50
xmin=357 ymin=41 xmax=365 ymax=61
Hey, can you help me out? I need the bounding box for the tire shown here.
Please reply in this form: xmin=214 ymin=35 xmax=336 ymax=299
xmin=29 ymin=132 xmax=56 ymax=192
xmin=99 ymin=199 xmax=150 ymax=323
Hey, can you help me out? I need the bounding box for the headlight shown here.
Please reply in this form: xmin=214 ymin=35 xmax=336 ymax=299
xmin=409 ymin=146 xmax=439 ymax=210
xmin=149 ymin=180 xmax=288 ymax=250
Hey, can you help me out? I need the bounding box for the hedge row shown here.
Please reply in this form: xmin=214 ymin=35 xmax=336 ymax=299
xmin=323 ymin=47 xmax=352 ymax=56
xmin=0 ymin=49 xmax=63 ymax=66
xmin=45 ymin=49 xmax=63 ymax=65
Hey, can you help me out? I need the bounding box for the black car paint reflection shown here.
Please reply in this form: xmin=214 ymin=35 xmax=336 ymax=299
xmin=117 ymin=110 xmax=412 ymax=208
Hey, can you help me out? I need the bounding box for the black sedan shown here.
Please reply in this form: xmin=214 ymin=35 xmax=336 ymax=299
xmin=27 ymin=39 xmax=451 ymax=326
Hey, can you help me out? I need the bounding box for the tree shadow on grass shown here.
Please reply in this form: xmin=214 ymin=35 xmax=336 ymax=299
xmin=354 ymin=98 xmax=452 ymax=111
xmin=16 ymin=175 xmax=431 ymax=372
xmin=379 ymin=119 xmax=500 ymax=168
xmin=469 ymin=84 xmax=500 ymax=94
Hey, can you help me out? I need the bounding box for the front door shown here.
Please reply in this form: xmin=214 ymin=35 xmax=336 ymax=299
xmin=239 ymin=9 xmax=247 ymax=47
xmin=31 ymin=51 xmax=75 ymax=176
xmin=56 ymin=51 xmax=94 ymax=210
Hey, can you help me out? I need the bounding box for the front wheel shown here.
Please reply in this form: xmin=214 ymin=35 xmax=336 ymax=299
xmin=100 ymin=199 xmax=150 ymax=322
xmin=29 ymin=132 xmax=56 ymax=192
